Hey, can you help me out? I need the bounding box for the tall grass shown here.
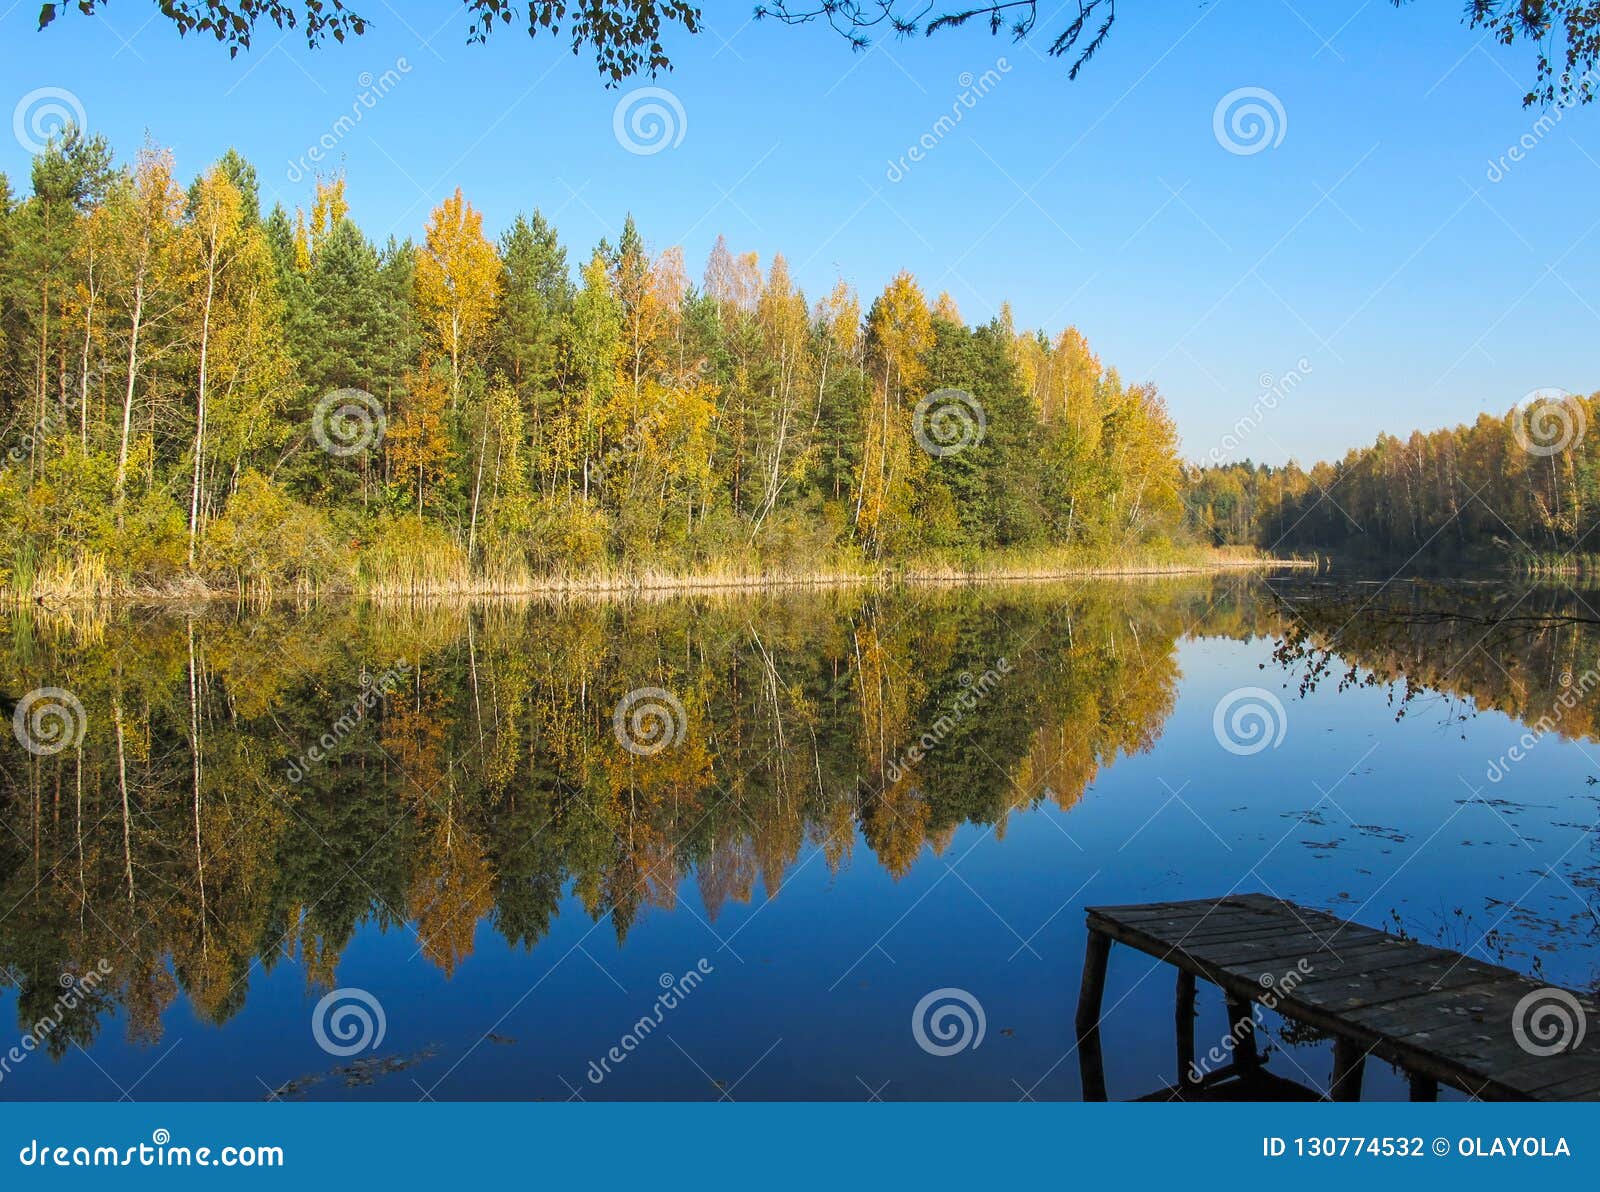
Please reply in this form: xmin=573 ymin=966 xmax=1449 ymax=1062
xmin=897 ymin=542 xmax=1316 ymax=583
xmin=1 ymin=542 xmax=1313 ymax=605
xmin=4 ymin=549 xmax=119 ymax=605
xmin=1520 ymin=552 xmax=1600 ymax=579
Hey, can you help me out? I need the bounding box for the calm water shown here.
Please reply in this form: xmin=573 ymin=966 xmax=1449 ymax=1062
xmin=2 ymin=574 xmax=1598 ymax=1101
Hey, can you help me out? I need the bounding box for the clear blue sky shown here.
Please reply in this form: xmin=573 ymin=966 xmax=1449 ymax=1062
xmin=2 ymin=0 xmax=1596 ymax=466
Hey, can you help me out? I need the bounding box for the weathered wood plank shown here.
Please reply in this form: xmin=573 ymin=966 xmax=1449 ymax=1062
xmin=1294 ymin=962 xmax=1510 ymax=1017
xmin=1176 ymin=969 xmax=1197 ymax=1089
xmin=1195 ymin=931 xmax=1399 ymax=969
xmin=1079 ymin=894 xmax=1600 ymax=1103
xmin=1142 ymin=913 xmax=1384 ymax=951
xmin=1330 ymin=1036 xmax=1366 ymax=1101
xmin=1076 ymin=928 xmax=1112 ymax=1102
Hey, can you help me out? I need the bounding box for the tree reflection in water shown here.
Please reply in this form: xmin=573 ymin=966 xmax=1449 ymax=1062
xmin=4 ymin=574 xmax=1599 ymax=1058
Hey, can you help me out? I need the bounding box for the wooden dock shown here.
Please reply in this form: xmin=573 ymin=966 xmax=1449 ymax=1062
xmin=1075 ymin=893 xmax=1600 ymax=1101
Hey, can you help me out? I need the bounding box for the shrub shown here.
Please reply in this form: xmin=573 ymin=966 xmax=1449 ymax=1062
xmin=203 ymin=471 xmax=348 ymax=594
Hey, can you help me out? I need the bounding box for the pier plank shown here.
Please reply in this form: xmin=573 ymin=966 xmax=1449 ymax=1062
xmin=1079 ymin=895 xmax=1598 ymax=1101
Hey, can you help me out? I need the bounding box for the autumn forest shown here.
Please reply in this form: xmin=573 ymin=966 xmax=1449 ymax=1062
xmin=0 ymin=130 xmax=1195 ymax=599
xmin=1185 ymin=390 xmax=1600 ymax=569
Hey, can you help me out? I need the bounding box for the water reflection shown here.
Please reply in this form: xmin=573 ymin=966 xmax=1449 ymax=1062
xmin=3 ymin=574 xmax=1599 ymax=1096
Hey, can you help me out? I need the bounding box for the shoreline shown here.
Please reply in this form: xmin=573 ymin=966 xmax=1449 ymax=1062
xmin=367 ymin=556 xmax=1318 ymax=602
xmin=14 ymin=553 xmax=1317 ymax=609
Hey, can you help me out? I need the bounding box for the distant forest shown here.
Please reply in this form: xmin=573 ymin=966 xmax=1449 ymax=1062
xmin=1185 ymin=390 xmax=1600 ymax=568
xmin=0 ymin=131 xmax=1188 ymax=597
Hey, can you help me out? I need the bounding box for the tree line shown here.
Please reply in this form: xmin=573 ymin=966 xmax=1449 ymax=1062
xmin=1184 ymin=390 xmax=1600 ymax=568
xmin=0 ymin=130 xmax=1187 ymax=596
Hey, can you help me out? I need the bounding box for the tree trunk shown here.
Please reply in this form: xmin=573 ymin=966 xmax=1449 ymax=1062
xmin=188 ymin=245 xmax=218 ymax=566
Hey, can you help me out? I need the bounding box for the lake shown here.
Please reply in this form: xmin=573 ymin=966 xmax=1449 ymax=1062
xmin=2 ymin=572 xmax=1598 ymax=1101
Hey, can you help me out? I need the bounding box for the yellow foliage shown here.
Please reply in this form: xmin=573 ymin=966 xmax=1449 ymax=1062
xmin=415 ymin=188 xmax=501 ymax=398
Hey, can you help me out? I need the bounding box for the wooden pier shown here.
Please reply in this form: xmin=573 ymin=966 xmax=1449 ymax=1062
xmin=1075 ymin=893 xmax=1600 ymax=1101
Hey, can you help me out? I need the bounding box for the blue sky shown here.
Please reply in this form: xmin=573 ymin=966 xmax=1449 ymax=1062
xmin=1 ymin=0 xmax=1597 ymax=465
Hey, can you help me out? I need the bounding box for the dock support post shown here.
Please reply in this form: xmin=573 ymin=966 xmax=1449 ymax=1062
xmin=1076 ymin=929 xmax=1112 ymax=1102
xmin=1176 ymin=969 xmax=1197 ymax=1089
xmin=1226 ymin=995 xmax=1260 ymax=1072
xmin=1408 ymin=1072 xmax=1438 ymax=1102
xmin=1330 ymin=1037 xmax=1366 ymax=1101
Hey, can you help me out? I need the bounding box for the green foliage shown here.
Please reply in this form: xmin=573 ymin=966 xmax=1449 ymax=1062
xmin=0 ymin=135 xmax=1192 ymax=598
xmin=39 ymin=0 xmax=703 ymax=83
xmin=203 ymin=471 xmax=348 ymax=593
xmin=1188 ymin=392 xmax=1600 ymax=566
